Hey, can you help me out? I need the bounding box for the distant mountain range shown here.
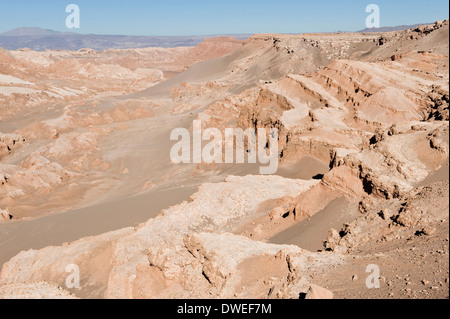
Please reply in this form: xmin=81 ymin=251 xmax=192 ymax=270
xmin=356 ymin=23 xmax=431 ymax=33
xmin=0 ymin=27 xmax=65 ymax=37
xmin=0 ymin=27 xmax=252 ymax=51
xmin=0 ymin=23 xmax=431 ymax=51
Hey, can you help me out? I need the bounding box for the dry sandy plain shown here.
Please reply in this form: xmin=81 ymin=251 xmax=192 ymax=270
xmin=0 ymin=21 xmax=449 ymax=299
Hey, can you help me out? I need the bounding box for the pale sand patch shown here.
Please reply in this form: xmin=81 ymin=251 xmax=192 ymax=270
xmin=0 ymin=86 xmax=39 ymax=96
xmin=269 ymin=197 xmax=359 ymax=252
xmin=0 ymin=74 xmax=34 ymax=86
xmin=0 ymin=186 xmax=197 ymax=268
xmin=418 ymin=158 xmax=449 ymax=186
xmin=277 ymin=156 xmax=330 ymax=180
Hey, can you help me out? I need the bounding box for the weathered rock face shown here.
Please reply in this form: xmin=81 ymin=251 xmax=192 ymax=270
xmin=323 ymin=177 xmax=449 ymax=255
xmin=304 ymin=284 xmax=334 ymax=299
xmin=196 ymin=25 xmax=449 ymax=204
xmin=0 ymin=37 xmax=244 ymax=221
xmin=426 ymin=86 xmax=450 ymax=121
xmin=0 ymin=133 xmax=23 ymax=159
xmin=0 ymin=175 xmax=326 ymax=298
xmin=0 ymin=37 xmax=243 ymax=122
xmin=0 ymin=208 xmax=12 ymax=223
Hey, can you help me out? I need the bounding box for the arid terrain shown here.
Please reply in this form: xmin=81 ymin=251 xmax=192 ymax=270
xmin=0 ymin=20 xmax=448 ymax=299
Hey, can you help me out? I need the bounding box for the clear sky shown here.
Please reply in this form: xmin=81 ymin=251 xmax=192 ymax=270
xmin=0 ymin=0 xmax=448 ymax=36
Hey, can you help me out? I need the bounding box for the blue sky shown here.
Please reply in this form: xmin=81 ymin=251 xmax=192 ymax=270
xmin=0 ymin=0 xmax=448 ymax=36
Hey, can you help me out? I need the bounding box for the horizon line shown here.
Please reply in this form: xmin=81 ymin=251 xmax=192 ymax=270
xmin=1 ymin=20 xmax=445 ymax=38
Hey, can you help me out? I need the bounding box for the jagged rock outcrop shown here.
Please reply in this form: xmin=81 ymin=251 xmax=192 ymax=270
xmin=0 ymin=133 xmax=24 ymax=159
xmin=0 ymin=175 xmax=322 ymax=298
xmin=0 ymin=208 xmax=12 ymax=223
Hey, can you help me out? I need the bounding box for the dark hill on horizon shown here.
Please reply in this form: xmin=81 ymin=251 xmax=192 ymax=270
xmin=356 ymin=23 xmax=432 ymax=33
xmin=0 ymin=27 xmax=251 ymax=51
